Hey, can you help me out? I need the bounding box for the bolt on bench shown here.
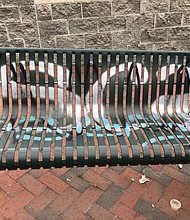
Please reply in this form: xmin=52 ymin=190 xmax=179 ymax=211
xmin=0 ymin=48 xmax=189 ymax=170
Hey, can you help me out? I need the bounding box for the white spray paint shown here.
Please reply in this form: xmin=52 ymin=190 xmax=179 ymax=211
xmin=156 ymin=64 xmax=190 ymax=81
xmin=0 ymin=61 xmax=88 ymax=131
xmin=153 ymin=64 xmax=190 ymax=117
xmin=1 ymin=60 xmax=189 ymax=130
xmin=1 ymin=61 xmax=70 ymax=98
xmin=85 ymin=62 xmax=149 ymax=120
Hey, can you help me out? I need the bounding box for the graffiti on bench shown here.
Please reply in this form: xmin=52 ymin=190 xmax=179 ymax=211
xmin=0 ymin=56 xmax=189 ymax=145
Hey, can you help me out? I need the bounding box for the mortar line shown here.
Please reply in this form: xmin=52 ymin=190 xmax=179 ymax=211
xmin=81 ymin=2 xmax=83 ymax=19
xmin=181 ymin=12 xmax=184 ymax=26
xmin=5 ymin=24 xmax=10 ymax=41
xmin=18 ymin=6 xmax=23 ymax=24
xmin=35 ymin=5 xmax=42 ymax=48
xmin=49 ymin=4 xmax=53 ymax=20
xmin=169 ymin=0 xmax=171 ymax=12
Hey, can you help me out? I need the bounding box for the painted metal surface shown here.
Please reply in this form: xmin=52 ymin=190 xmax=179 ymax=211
xmin=0 ymin=48 xmax=189 ymax=169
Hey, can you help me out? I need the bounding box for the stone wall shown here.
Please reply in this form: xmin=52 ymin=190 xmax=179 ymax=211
xmin=0 ymin=0 xmax=190 ymax=50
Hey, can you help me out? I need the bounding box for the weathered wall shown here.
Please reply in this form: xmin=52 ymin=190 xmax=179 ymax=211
xmin=0 ymin=0 xmax=190 ymax=50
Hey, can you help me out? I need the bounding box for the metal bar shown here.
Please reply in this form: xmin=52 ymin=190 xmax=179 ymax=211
xmin=163 ymin=55 xmax=188 ymax=155
xmin=97 ymin=53 xmax=111 ymax=162
xmin=123 ymin=53 xmax=142 ymax=161
xmin=72 ymin=53 xmax=77 ymax=162
xmin=16 ymin=52 xmax=32 ymax=166
xmin=172 ymin=55 xmax=183 ymax=124
xmin=27 ymin=52 xmax=41 ymax=165
xmin=1 ymin=53 xmax=12 ymax=132
xmin=122 ymin=54 xmax=133 ymax=159
xmin=105 ymin=53 xmax=121 ymax=163
xmin=130 ymin=54 xmax=154 ymax=160
xmin=125 ymin=54 xmax=144 ymax=159
xmin=138 ymin=54 xmax=161 ymax=161
xmin=146 ymin=54 xmax=166 ymax=159
xmin=0 ymin=56 xmax=3 ymax=120
xmin=80 ymin=53 xmax=88 ymax=160
xmin=38 ymin=52 xmax=50 ymax=163
xmin=89 ymin=53 xmax=100 ymax=161
xmin=49 ymin=52 xmax=59 ymax=164
xmin=61 ymin=52 xmax=67 ymax=163
xmin=155 ymin=54 xmax=176 ymax=159
xmin=5 ymin=52 xmax=23 ymax=168
xmin=1 ymin=52 xmax=13 ymax=165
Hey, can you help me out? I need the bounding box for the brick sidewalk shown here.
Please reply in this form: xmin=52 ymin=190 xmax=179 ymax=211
xmin=0 ymin=164 xmax=190 ymax=220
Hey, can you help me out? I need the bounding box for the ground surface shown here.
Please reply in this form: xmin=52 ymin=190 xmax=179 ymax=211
xmin=0 ymin=164 xmax=190 ymax=220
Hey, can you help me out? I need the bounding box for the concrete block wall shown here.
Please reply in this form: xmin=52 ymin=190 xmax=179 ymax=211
xmin=0 ymin=0 xmax=190 ymax=50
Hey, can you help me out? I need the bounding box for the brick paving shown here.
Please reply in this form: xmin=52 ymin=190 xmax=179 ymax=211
xmin=0 ymin=164 xmax=189 ymax=219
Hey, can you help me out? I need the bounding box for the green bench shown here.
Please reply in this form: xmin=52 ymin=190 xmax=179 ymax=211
xmin=0 ymin=48 xmax=189 ymax=170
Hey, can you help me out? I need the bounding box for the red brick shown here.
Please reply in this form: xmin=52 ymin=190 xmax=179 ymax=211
xmin=8 ymin=169 xmax=29 ymax=180
xmin=162 ymin=166 xmax=190 ymax=185
xmin=8 ymin=209 xmax=35 ymax=220
xmin=123 ymin=167 xmax=143 ymax=183
xmin=118 ymin=182 xmax=147 ymax=208
xmin=83 ymin=169 xmax=112 ymax=190
xmin=40 ymin=171 xmax=69 ymax=194
xmin=156 ymin=198 xmax=170 ymax=214
xmin=62 ymin=170 xmax=90 ymax=193
xmin=0 ymin=170 xmax=8 ymax=177
xmin=0 ymin=190 xmax=11 ymax=207
xmin=142 ymin=181 xmax=165 ymax=204
xmin=102 ymin=168 xmax=131 ymax=189
xmin=128 ymin=181 xmax=148 ymax=193
xmin=111 ymin=201 xmax=146 ymax=220
xmin=184 ymin=184 xmax=190 ymax=198
xmin=86 ymin=203 xmax=116 ymax=220
xmin=111 ymin=166 xmax=127 ymax=174
xmin=149 ymin=164 xmax=164 ymax=171
xmin=0 ymin=190 xmax=34 ymax=219
xmin=0 ymin=215 xmax=5 ymax=220
xmin=176 ymin=211 xmax=190 ymax=220
xmin=168 ymin=164 xmax=180 ymax=171
xmin=91 ymin=166 xmax=108 ymax=175
xmin=163 ymin=180 xmax=186 ymax=200
xmin=7 ymin=183 xmax=24 ymax=197
xmin=25 ymin=188 xmax=57 ymax=216
xmin=49 ymin=187 xmax=80 ymax=214
xmin=156 ymin=197 xmax=190 ymax=220
xmin=50 ymin=167 xmax=69 ymax=177
xmin=123 ymin=167 xmax=152 ymax=188
xmin=29 ymin=168 xmax=49 ymax=179
xmin=180 ymin=196 xmax=190 ymax=213
xmin=0 ymin=174 xmax=24 ymax=197
xmin=0 ymin=174 xmax=15 ymax=190
xmin=62 ymin=186 xmax=102 ymax=218
xmin=17 ymin=173 xmax=46 ymax=196
xmin=73 ymin=186 xmax=102 ymax=212
xmin=64 ymin=212 xmax=88 ymax=220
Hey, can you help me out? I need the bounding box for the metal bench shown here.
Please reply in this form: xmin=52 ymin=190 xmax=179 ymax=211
xmin=0 ymin=48 xmax=189 ymax=170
